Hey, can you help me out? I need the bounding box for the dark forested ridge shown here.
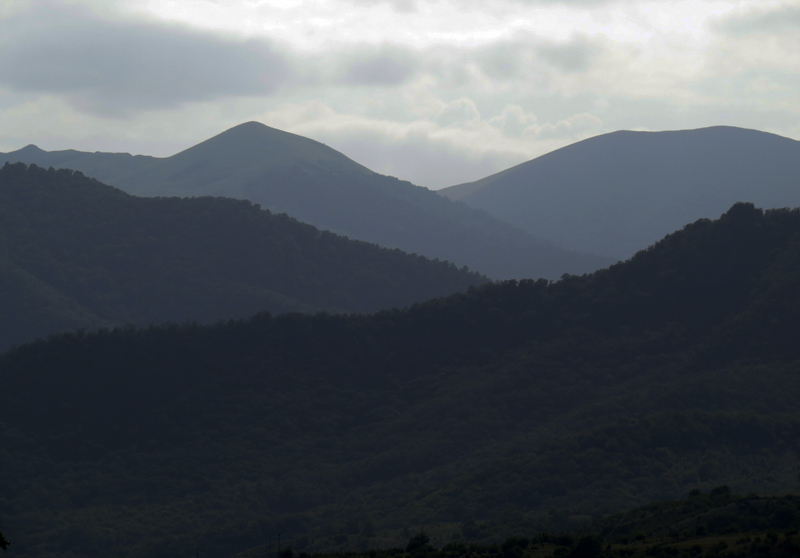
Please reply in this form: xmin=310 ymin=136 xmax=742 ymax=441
xmin=3 ymin=202 xmax=800 ymax=558
xmin=230 ymin=490 xmax=800 ymax=558
xmin=0 ymin=162 xmax=486 ymax=349
xmin=440 ymin=126 xmax=800 ymax=260
xmin=0 ymin=122 xmax=613 ymax=280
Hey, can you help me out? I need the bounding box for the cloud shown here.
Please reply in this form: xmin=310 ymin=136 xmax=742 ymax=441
xmin=531 ymin=112 xmax=603 ymax=139
xmin=703 ymin=6 xmax=800 ymax=79
xmin=348 ymin=0 xmax=624 ymax=7
xmin=536 ymin=36 xmax=602 ymax=73
xmin=0 ymin=0 xmax=30 ymax=19
xmin=715 ymin=5 xmax=800 ymax=35
xmin=474 ymin=35 xmax=605 ymax=79
xmin=0 ymin=5 xmax=297 ymax=115
xmin=417 ymin=35 xmax=606 ymax=95
xmin=0 ymin=1 xmax=611 ymax=120
xmin=334 ymin=45 xmax=420 ymax=86
xmin=434 ymin=98 xmax=482 ymax=127
xmin=352 ymin=0 xmax=420 ymax=12
xmin=0 ymin=4 xmax=421 ymax=115
xmin=475 ymin=42 xmax=528 ymax=80
xmin=489 ymin=105 xmax=538 ymax=137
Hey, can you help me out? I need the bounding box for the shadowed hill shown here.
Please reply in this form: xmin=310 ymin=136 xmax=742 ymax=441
xmin=230 ymin=489 xmax=800 ymax=558
xmin=440 ymin=126 xmax=800 ymax=259
xmin=3 ymin=203 xmax=800 ymax=557
xmin=0 ymin=122 xmax=612 ymax=280
xmin=0 ymin=162 xmax=487 ymax=350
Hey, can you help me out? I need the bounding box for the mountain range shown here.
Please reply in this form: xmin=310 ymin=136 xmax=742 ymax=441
xmin=0 ymin=122 xmax=611 ymax=280
xmin=0 ymin=162 xmax=486 ymax=350
xmin=440 ymin=126 xmax=800 ymax=259
xmin=3 ymin=202 xmax=800 ymax=558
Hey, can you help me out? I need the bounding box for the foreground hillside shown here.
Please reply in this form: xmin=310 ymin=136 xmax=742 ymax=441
xmin=441 ymin=126 xmax=800 ymax=260
xmin=0 ymin=162 xmax=486 ymax=349
xmin=0 ymin=122 xmax=612 ymax=280
xmin=231 ymin=489 xmax=800 ymax=558
xmin=2 ymin=202 xmax=800 ymax=558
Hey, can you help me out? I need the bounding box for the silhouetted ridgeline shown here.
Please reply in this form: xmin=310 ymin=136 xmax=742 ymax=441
xmin=441 ymin=126 xmax=800 ymax=260
xmin=0 ymin=162 xmax=487 ymax=349
xmin=0 ymin=122 xmax=613 ymax=280
xmin=2 ymin=201 xmax=800 ymax=557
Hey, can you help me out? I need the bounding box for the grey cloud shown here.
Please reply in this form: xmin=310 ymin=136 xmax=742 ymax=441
xmin=469 ymin=37 xmax=602 ymax=82
xmin=715 ymin=5 xmax=800 ymax=35
xmin=476 ymin=42 xmax=528 ymax=80
xmin=0 ymin=2 xmax=606 ymax=119
xmin=342 ymin=0 xmax=420 ymax=12
xmin=335 ymin=46 xmax=420 ymax=86
xmin=349 ymin=0 xmax=663 ymax=9
xmin=0 ymin=5 xmax=428 ymax=115
xmin=536 ymin=37 xmax=600 ymax=73
xmin=0 ymin=5 xmax=297 ymax=115
xmin=434 ymin=98 xmax=481 ymax=127
xmin=349 ymin=0 xmax=621 ymax=7
xmin=691 ymin=69 xmax=800 ymax=105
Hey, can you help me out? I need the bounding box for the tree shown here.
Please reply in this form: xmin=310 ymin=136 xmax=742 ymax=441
xmin=406 ymin=532 xmax=431 ymax=553
xmin=0 ymin=531 xmax=8 ymax=551
xmin=570 ymin=536 xmax=603 ymax=558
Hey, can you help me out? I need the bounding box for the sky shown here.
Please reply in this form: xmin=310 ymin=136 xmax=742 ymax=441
xmin=1 ymin=0 xmax=799 ymax=189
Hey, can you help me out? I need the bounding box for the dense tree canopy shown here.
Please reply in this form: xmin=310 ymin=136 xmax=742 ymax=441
xmin=3 ymin=202 xmax=800 ymax=557
xmin=0 ymin=162 xmax=486 ymax=349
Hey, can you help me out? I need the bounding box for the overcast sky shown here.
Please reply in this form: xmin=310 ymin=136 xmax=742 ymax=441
xmin=1 ymin=0 xmax=798 ymax=188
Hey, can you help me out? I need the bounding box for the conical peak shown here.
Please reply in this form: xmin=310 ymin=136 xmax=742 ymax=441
xmin=16 ymin=144 xmax=45 ymax=154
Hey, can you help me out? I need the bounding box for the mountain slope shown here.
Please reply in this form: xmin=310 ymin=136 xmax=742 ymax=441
xmin=440 ymin=126 xmax=800 ymax=259
xmin=3 ymin=203 xmax=800 ymax=557
xmin=0 ymin=162 xmax=486 ymax=349
xmin=0 ymin=122 xmax=612 ymax=280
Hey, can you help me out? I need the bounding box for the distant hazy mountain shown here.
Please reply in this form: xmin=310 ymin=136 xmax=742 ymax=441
xmin=0 ymin=122 xmax=612 ymax=280
xmin=440 ymin=126 xmax=800 ymax=259
xmin=0 ymin=162 xmax=487 ymax=350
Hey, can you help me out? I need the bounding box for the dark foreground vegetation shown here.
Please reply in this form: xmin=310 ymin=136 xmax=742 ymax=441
xmin=0 ymin=162 xmax=486 ymax=349
xmin=233 ymin=490 xmax=800 ymax=558
xmin=2 ymin=202 xmax=800 ymax=557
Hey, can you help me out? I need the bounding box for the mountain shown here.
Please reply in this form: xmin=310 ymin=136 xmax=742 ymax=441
xmin=3 ymin=202 xmax=800 ymax=558
xmin=440 ymin=126 xmax=800 ymax=259
xmin=0 ymin=162 xmax=487 ymax=350
xmin=0 ymin=122 xmax=612 ymax=280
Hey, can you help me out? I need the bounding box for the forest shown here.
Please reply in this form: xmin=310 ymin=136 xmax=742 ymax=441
xmin=2 ymin=199 xmax=800 ymax=557
xmin=229 ymin=489 xmax=800 ymax=558
xmin=0 ymin=162 xmax=486 ymax=349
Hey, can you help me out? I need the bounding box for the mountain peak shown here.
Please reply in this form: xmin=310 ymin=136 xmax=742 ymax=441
xmin=201 ymin=120 xmax=318 ymax=148
xmin=15 ymin=144 xmax=45 ymax=155
xmin=214 ymin=120 xmax=280 ymax=139
xmin=168 ymin=120 xmax=362 ymax=174
xmin=232 ymin=120 xmax=272 ymax=130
